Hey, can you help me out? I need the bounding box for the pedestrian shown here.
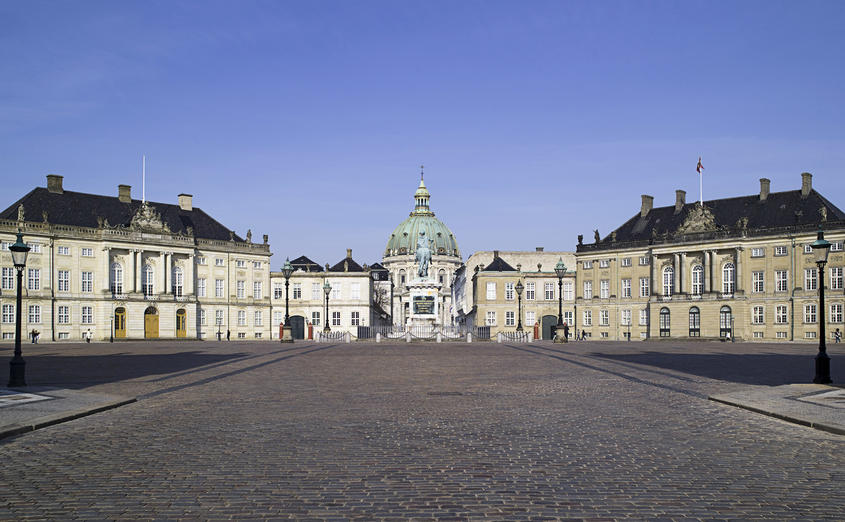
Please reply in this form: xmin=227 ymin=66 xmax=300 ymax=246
xmin=226 ymin=329 xmax=230 ymax=341
xmin=85 ymin=329 xmax=92 ymax=343
xmin=835 ymin=328 xmax=841 ymax=344
xmin=30 ymin=329 xmax=37 ymax=344
xmin=562 ymin=323 xmax=569 ymax=343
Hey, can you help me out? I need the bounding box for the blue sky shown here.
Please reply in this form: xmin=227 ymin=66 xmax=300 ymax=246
xmin=2 ymin=1 xmax=844 ymax=267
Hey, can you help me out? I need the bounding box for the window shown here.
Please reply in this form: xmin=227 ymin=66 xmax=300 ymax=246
xmin=28 ymin=268 xmax=41 ymax=290
xmin=28 ymin=243 xmax=41 ymax=253
xmin=751 ymin=247 xmax=765 ymax=258
xmin=774 ymin=245 xmax=788 ymax=256
xmin=486 ymin=282 xmax=496 ymax=300
xmin=830 ymin=304 xmax=843 ymax=323
xmin=292 ymin=283 xmax=301 ymax=299
xmin=505 ymin=311 xmax=515 ymax=326
xmin=486 ymin=311 xmax=496 ymax=326
xmin=253 ymin=261 xmax=262 ymax=269
xmin=0 ymin=241 xmax=9 ymax=251
xmin=775 ymin=270 xmax=788 ymax=292
xmin=81 ymin=271 xmax=93 ymax=293
xmin=621 ymin=279 xmax=631 ymax=298
xmin=57 ymin=306 xmax=69 ymax=324
xmin=600 ymin=280 xmax=609 ymax=299
xmin=81 ymin=247 xmax=93 ymax=257
xmin=236 ymin=260 xmax=246 ymax=268
xmin=804 ymin=304 xmax=817 ymax=323
xmin=563 ymin=311 xmax=573 ymax=325
xmin=253 ymin=282 xmax=262 ymax=299
xmin=197 ymin=278 xmax=207 ymax=297
xmin=691 ymin=265 xmax=703 ymax=295
xmin=57 ymin=270 xmax=69 ymax=292
xmin=583 ymin=281 xmax=593 ymax=299
xmin=663 ymin=266 xmax=674 ymax=297
xmin=659 ymin=307 xmax=670 ymax=337
xmin=2 ymin=267 xmax=13 ymax=290
xmin=720 ymin=306 xmax=732 ymax=338
xmin=215 ymin=310 xmax=224 ymax=326
xmin=805 ymin=268 xmax=817 ymax=291
xmin=29 ymin=305 xmax=42 ymax=323
xmin=753 ymin=331 xmax=764 ymax=339
xmin=806 ymin=331 xmax=817 ymax=339
xmin=776 ymin=305 xmax=788 ymax=324
xmin=505 ymin=282 xmax=514 ymax=301
xmin=197 ymin=256 xmax=207 ymax=265
xmin=215 ymin=258 xmax=224 ymax=266
xmin=563 ymin=281 xmax=574 ymax=301
xmin=804 ymin=244 xmax=813 ymax=254
xmin=582 ymin=310 xmax=592 ymax=326
xmin=350 ymin=283 xmax=360 ymax=300
xmin=638 ymin=256 xmax=650 ymax=266
xmin=831 ymin=241 xmax=843 ymax=252
xmin=143 ymin=265 xmax=154 ymax=296
xmin=526 ymin=311 xmax=536 ymax=326
xmin=273 ymin=283 xmax=283 ymax=299
xmin=57 ymin=246 xmax=70 ymax=255
xmin=439 ymin=269 xmax=446 ymax=285
xmin=238 ymin=332 xmax=246 ymax=339
xmin=81 ymin=306 xmax=93 ymax=324
xmin=831 ymin=267 xmax=843 ymax=290
xmin=272 ymin=311 xmax=282 ymax=325
xmin=399 ymin=270 xmax=406 ymax=284
xmin=172 ymin=267 xmax=183 ymax=297
xmin=640 ymin=277 xmax=650 ymax=297
xmin=545 ymin=282 xmax=555 ymax=300
xmin=237 ymin=280 xmax=245 ymax=298
xmin=311 ymin=311 xmax=320 ymax=326
xmin=689 ymin=307 xmax=700 ymax=337
xmin=238 ymin=310 xmax=246 ymax=326
xmin=776 ymin=331 xmax=788 ymax=339
xmin=639 ymin=309 xmax=648 ymax=326
xmin=1 ymin=304 xmax=13 ymax=323
xmin=722 ymin=263 xmax=735 ymax=294
xmin=599 ymin=309 xmax=609 ymax=326
xmin=332 ymin=311 xmax=341 ymax=326
xmin=312 ymin=283 xmax=320 ymax=300
xmin=525 ymin=282 xmax=535 ymax=300
xmin=621 ymin=258 xmax=631 ymax=267
xmin=254 ymin=311 xmax=263 ymax=326
xmin=752 ymin=306 xmax=764 ymax=325
xmin=351 ymin=311 xmax=360 ymax=326
xmin=331 ymin=283 xmax=340 ymax=300
xmin=215 ymin=279 xmax=224 ymax=298
xmin=583 ymin=261 xmax=592 ymax=269
xmin=752 ymin=271 xmax=764 ymax=293
xmin=110 ymin=263 xmax=122 ymax=294
xmin=200 ymin=309 xmax=207 ymax=326
xmin=599 ymin=259 xmax=609 ymax=268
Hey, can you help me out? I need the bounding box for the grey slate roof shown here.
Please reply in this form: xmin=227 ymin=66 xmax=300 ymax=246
xmin=328 ymin=256 xmax=365 ymax=273
xmin=290 ymin=255 xmax=324 ymax=272
xmin=0 ymin=187 xmax=243 ymax=242
xmin=483 ymin=256 xmax=517 ymax=272
xmin=580 ymin=188 xmax=845 ymax=252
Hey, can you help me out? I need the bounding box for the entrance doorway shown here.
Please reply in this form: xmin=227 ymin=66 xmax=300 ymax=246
xmin=720 ymin=306 xmax=732 ymax=339
xmin=114 ymin=307 xmax=126 ymax=339
xmin=290 ymin=315 xmax=305 ymax=340
xmin=176 ymin=309 xmax=187 ymax=338
xmin=144 ymin=307 xmax=159 ymax=339
xmin=541 ymin=315 xmax=557 ymax=340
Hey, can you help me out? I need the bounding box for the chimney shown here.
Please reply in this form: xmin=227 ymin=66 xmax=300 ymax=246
xmin=178 ymin=193 xmax=193 ymax=211
xmin=493 ymin=250 xmax=500 ymax=259
xmin=759 ymin=178 xmax=770 ymax=201
xmin=640 ymin=195 xmax=654 ymax=217
xmin=801 ymin=172 xmax=812 ymax=198
xmin=118 ymin=184 xmax=131 ymax=203
xmin=674 ymin=190 xmax=686 ymax=214
xmin=535 ymin=247 xmax=544 ymax=252
xmin=346 ymin=248 xmax=352 ymax=258
xmin=46 ymin=174 xmax=64 ymax=194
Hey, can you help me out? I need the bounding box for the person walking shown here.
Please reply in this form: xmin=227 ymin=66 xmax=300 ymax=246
xmin=85 ymin=329 xmax=92 ymax=343
xmin=562 ymin=323 xmax=570 ymax=343
xmin=226 ymin=329 xmax=231 ymax=341
xmin=835 ymin=328 xmax=841 ymax=344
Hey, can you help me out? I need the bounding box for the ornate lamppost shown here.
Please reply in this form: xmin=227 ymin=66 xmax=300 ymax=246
xmin=281 ymin=258 xmax=294 ymax=343
xmin=515 ymin=280 xmax=524 ymax=332
xmin=323 ymin=280 xmax=332 ymax=333
xmin=554 ymin=258 xmax=567 ymax=342
xmin=811 ymin=227 xmax=832 ymax=384
xmin=8 ymin=230 xmax=30 ymax=387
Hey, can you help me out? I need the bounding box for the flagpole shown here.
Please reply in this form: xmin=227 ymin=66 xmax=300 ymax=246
xmin=142 ymin=155 xmax=146 ymax=203
xmin=700 ymin=168 xmax=703 ymax=206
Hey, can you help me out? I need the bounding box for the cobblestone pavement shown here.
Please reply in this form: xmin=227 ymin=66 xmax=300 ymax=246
xmin=1 ymin=339 xmax=844 ymax=520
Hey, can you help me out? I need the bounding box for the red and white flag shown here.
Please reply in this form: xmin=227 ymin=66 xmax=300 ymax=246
xmin=696 ymin=157 xmax=704 ymax=174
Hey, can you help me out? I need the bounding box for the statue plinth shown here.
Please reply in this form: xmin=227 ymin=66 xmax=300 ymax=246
xmin=406 ymin=277 xmax=442 ymax=327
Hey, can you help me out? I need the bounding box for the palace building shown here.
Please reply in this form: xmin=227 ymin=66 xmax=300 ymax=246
xmin=0 ymin=175 xmax=272 ymax=341
xmin=575 ymin=173 xmax=845 ymax=341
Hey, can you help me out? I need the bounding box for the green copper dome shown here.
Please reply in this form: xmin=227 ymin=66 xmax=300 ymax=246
xmin=385 ymin=175 xmax=460 ymax=259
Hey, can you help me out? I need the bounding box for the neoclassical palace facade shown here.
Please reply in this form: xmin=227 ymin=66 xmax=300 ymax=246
xmin=575 ymin=173 xmax=845 ymax=341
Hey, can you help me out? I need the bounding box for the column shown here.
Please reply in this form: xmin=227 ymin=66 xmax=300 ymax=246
xmin=186 ymin=254 xmax=195 ymax=296
xmin=673 ymin=253 xmax=680 ymax=295
xmin=102 ymin=247 xmax=110 ymax=293
xmin=710 ymin=250 xmax=717 ymax=294
xmin=679 ymin=252 xmax=686 ymax=294
xmin=127 ymin=250 xmax=136 ymax=294
xmin=135 ymin=250 xmax=142 ymax=293
xmin=703 ymin=251 xmax=711 ymax=293
xmin=735 ymin=247 xmax=743 ymax=293
xmin=649 ymin=253 xmax=656 ymax=298
xmin=159 ymin=251 xmax=166 ymax=295
xmin=165 ymin=252 xmax=172 ymax=294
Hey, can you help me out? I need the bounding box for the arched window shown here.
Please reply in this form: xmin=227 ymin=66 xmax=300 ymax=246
xmin=659 ymin=307 xmax=671 ymax=337
xmin=172 ymin=266 xmax=183 ymax=297
xmin=438 ymin=269 xmax=446 ymax=285
xmin=691 ymin=265 xmax=703 ymax=295
xmin=399 ymin=269 xmax=406 ymax=285
xmin=720 ymin=305 xmax=733 ymax=338
xmin=722 ymin=263 xmax=735 ymax=294
xmin=111 ymin=263 xmax=123 ymax=295
xmin=663 ymin=266 xmax=674 ymax=297
xmin=143 ymin=264 xmax=155 ymax=296
xmin=689 ymin=306 xmax=700 ymax=337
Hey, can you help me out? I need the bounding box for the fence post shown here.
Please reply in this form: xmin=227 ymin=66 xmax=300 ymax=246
xmin=345 ymin=332 xmax=351 ymax=343
xmin=528 ymin=331 xmax=533 ymax=343
xmin=437 ymin=332 xmax=442 ymax=343
xmin=376 ymin=332 xmax=381 ymax=343
xmin=467 ymin=332 xmax=472 ymax=343
xmin=497 ymin=332 xmax=502 ymax=343
xmin=406 ymin=331 xmax=411 ymax=343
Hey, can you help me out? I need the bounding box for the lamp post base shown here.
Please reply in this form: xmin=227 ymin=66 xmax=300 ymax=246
xmin=8 ymin=357 xmax=26 ymax=387
xmin=280 ymin=326 xmax=294 ymax=343
xmin=813 ymin=351 xmax=832 ymax=384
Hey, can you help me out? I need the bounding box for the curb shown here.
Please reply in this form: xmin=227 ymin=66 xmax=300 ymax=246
xmin=0 ymin=397 xmax=137 ymax=442
xmin=708 ymin=396 xmax=845 ymax=436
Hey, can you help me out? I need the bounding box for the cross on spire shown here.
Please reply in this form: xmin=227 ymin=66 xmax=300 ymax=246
xmin=420 ymin=164 xmax=424 ymax=180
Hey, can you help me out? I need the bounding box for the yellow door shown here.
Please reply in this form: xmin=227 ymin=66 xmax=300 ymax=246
xmin=114 ymin=308 xmax=126 ymax=339
xmin=144 ymin=308 xmax=159 ymax=339
xmin=176 ymin=309 xmax=186 ymax=338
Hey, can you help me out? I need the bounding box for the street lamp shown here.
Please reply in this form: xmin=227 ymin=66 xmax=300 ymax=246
xmin=554 ymin=258 xmax=567 ymax=344
xmin=8 ymin=230 xmax=30 ymax=387
xmin=515 ymin=280 xmax=524 ymax=332
xmin=323 ymin=280 xmax=332 ymax=333
xmin=811 ymin=227 xmax=832 ymax=384
xmin=280 ymin=258 xmax=294 ymax=342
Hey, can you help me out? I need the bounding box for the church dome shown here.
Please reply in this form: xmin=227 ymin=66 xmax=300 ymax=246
xmin=385 ymin=174 xmax=460 ymax=259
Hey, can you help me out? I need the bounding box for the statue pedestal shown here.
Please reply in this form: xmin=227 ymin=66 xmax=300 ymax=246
xmin=406 ymin=277 xmax=442 ymax=327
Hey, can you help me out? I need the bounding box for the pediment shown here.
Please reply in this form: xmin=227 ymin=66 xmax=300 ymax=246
xmin=130 ymin=203 xmax=170 ymax=233
xmin=677 ymin=204 xmax=718 ymax=234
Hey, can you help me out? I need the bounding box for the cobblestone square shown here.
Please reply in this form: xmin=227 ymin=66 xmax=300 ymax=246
xmin=1 ymin=339 xmax=843 ymax=520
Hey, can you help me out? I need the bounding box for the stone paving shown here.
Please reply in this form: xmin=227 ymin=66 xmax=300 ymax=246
xmin=1 ymin=339 xmax=844 ymax=520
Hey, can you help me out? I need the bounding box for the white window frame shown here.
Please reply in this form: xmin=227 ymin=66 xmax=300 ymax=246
xmin=582 ymin=310 xmax=592 ymax=326
xmin=57 ymin=246 xmax=70 ymax=255
xmin=254 ymin=310 xmax=263 ymax=326
xmin=751 ymin=247 xmax=765 ymax=258
xmin=504 ymin=282 xmax=514 ymax=301
xmin=752 ymin=306 xmax=764 ymax=325
xmin=215 ymin=279 xmax=224 ymax=298
xmin=640 ymin=277 xmax=650 ymax=297
xmin=621 ymin=309 xmax=631 ymax=326
xmin=237 ymin=280 xmax=245 ymax=299
xmin=28 ymin=305 xmax=41 ymax=323
xmin=691 ymin=265 xmax=703 ymax=295
xmin=350 ymin=283 xmax=360 ymax=300
xmin=775 ymin=270 xmax=788 ymax=292
xmin=621 ymin=278 xmax=631 ymax=298
xmin=1 ymin=267 xmax=14 ymax=290
xmin=486 ymin=282 xmax=496 ymax=300
xmin=774 ymin=245 xmax=788 ymax=256
xmin=197 ymin=278 xmax=207 ymax=298
xmin=57 ymin=270 xmax=70 ymax=292
xmin=28 ymin=268 xmax=41 ymax=291
xmin=639 ymin=309 xmax=648 ymax=326
xmin=110 ymin=263 xmax=122 ymax=294
xmin=830 ymin=304 xmax=843 ymax=323
xmin=57 ymin=305 xmax=69 ymax=324
xmin=599 ymin=309 xmax=609 ymax=326
xmin=81 ymin=271 xmax=93 ymax=293
xmin=583 ymin=281 xmax=592 ymax=299
xmin=621 ymin=258 xmax=631 ymax=267
xmin=831 ymin=267 xmax=843 ymax=290
xmin=351 ymin=311 xmax=360 ymax=326
xmin=663 ymin=266 xmax=674 ymax=297
xmin=722 ymin=263 xmax=735 ymax=294
xmin=1 ymin=304 xmax=14 ymax=323
xmin=600 ymin=280 xmax=609 ymax=299
xmin=172 ymin=266 xmax=183 ymax=297
xmin=81 ymin=305 xmax=93 ymax=324
xmin=805 ymin=268 xmax=818 ymax=291
xmin=237 ymin=310 xmax=246 ymax=326
xmin=311 ymin=311 xmax=321 ymax=326
xmin=775 ymin=305 xmax=788 ymax=324
xmin=505 ymin=311 xmax=515 ymax=326
xmin=292 ymin=282 xmax=302 ymax=299
xmin=486 ymin=311 xmax=496 ymax=326
xmin=525 ymin=282 xmax=535 ymax=300
xmin=332 ymin=311 xmax=341 ymax=326
xmin=545 ymin=282 xmax=555 ymax=300
xmin=598 ymin=259 xmax=609 ymax=268
xmin=143 ymin=265 xmax=155 ymax=296
xmin=804 ymin=304 xmax=817 ymax=324
xmin=81 ymin=247 xmax=93 ymax=257
xmin=526 ymin=311 xmax=536 ymax=327
xmin=752 ymin=271 xmax=764 ymax=293
xmin=253 ymin=281 xmax=262 ymax=299
xmin=563 ymin=280 xmax=574 ymax=301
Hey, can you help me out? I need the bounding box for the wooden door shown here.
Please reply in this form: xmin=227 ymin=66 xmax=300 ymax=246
xmin=176 ymin=309 xmax=186 ymax=338
xmin=144 ymin=308 xmax=159 ymax=339
xmin=114 ymin=308 xmax=127 ymax=339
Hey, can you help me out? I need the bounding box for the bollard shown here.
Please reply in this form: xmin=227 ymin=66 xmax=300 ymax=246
xmin=436 ymin=332 xmax=442 ymax=343
xmin=406 ymin=331 xmax=411 ymax=343
xmin=467 ymin=332 xmax=472 ymax=343
xmin=376 ymin=332 xmax=381 ymax=343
